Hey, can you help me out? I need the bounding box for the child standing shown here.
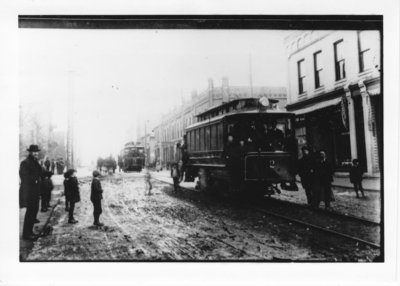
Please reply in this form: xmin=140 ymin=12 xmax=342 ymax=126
xmin=144 ymin=168 xmax=152 ymax=195
xmin=90 ymin=170 xmax=104 ymax=227
xmin=40 ymin=171 xmax=54 ymax=212
xmin=64 ymin=169 xmax=80 ymax=224
xmin=170 ymin=162 xmax=181 ymax=192
xmin=350 ymin=159 xmax=365 ymax=198
xmin=63 ymin=171 xmax=71 ymax=211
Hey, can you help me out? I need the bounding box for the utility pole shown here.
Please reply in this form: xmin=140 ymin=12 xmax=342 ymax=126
xmin=249 ymin=54 xmax=254 ymax=98
xmin=66 ymin=70 xmax=74 ymax=169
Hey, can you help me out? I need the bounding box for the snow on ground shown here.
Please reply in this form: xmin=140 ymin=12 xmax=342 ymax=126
xmin=26 ymin=172 xmax=380 ymax=261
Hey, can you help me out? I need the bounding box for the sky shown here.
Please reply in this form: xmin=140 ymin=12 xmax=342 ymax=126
xmin=19 ymin=29 xmax=290 ymax=165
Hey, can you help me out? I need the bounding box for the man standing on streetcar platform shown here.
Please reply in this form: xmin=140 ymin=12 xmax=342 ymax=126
xmin=20 ymin=144 xmax=43 ymax=241
xmin=265 ymin=120 xmax=284 ymax=151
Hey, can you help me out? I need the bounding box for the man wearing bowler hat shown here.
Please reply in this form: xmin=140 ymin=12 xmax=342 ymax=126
xmin=19 ymin=144 xmax=43 ymax=241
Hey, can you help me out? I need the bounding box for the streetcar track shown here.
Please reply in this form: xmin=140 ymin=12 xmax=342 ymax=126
xmin=262 ymin=196 xmax=380 ymax=225
xmin=251 ymin=206 xmax=380 ymax=249
xmin=151 ymin=176 xmax=381 ymax=249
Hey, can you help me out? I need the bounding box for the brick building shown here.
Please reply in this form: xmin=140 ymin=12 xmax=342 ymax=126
xmin=285 ymin=30 xmax=381 ymax=175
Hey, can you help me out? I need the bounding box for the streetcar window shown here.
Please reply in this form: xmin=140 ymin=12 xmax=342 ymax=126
xmin=205 ymin=126 xmax=211 ymax=151
xmin=217 ymin=123 xmax=223 ymax=149
xmin=199 ymin=128 xmax=205 ymax=151
xmin=211 ymin=124 xmax=217 ymax=150
xmin=195 ymin=129 xmax=200 ymax=151
xmin=189 ymin=131 xmax=193 ymax=152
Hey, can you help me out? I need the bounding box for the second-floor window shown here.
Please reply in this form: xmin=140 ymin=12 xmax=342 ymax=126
xmin=334 ymin=40 xmax=346 ymax=81
xmin=358 ymin=31 xmax=374 ymax=72
xmin=297 ymin=59 xmax=306 ymax=94
xmin=313 ymin=51 xmax=323 ymax=88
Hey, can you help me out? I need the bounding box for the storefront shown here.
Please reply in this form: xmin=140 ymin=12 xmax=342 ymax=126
xmin=288 ymin=79 xmax=381 ymax=175
xmin=292 ymin=99 xmax=353 ymax=171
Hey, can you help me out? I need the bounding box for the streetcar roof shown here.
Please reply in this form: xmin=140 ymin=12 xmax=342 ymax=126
xmin=185 ymin=109 xmax=295 ymax=131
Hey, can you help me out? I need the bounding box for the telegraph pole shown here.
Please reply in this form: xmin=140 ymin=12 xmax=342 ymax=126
xmin=249 ymin=54 xmax=254 ymax=98
xmin=66 ymin=70 xmax=75 ymax=169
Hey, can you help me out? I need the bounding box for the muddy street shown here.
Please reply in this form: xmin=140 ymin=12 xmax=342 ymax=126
xmin=26 ymin=172 xmax=380 ymax=261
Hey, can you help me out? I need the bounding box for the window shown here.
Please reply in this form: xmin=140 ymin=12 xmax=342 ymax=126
xmin=195 ymin=129 xmax=200 ymax=151
xmin=205 ymin=126 xmax=210 ymax=151
xmin=358 ymin=31 xmax=374 ymax=72
xmin=211 ymin=124 xmax=217 ymax=150
xmin=199 ymin=128 xmax=205 ymax=151
xmin=297 ymin=59 xmax=306 ymax=94
xmin=334 ymin=40 xmax=346 ymax=81
xmin=217 ymin=123 xmax=223 ymax=149
xmin=313 ymin=51 xmax=323 ymax=88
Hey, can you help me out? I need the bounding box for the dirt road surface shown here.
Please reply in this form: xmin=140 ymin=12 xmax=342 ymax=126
xmin=26 ymin=172 xmax=380 ymax=261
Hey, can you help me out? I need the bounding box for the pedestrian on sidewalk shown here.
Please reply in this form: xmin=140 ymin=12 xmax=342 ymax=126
xmin=144 ymin=168 xmax=153 ymax=195
xmin=51 ymin=160 xmax=56 ymax=173
xmin=44 ymin=157 xmax=51 ymax=172
xmin=313 ymin=151 xmax=335 ymax=210
xmin=297 ymin=146 xmax=315 ymax=206
xmin=63 ymin=171 xmax=71 ymax=211
xmin=40 ymin=171 xmax=54 ymax=212
xmin=64 ymin=169 xmax=80 ymax=224
xmin=20 ymin=144 xmax=43 ymax=241
xmin=90 ymin=170 xmax=104 ymax=227
xmin=349 ymin=159 xmax=365 ymax=198
xmin=171 ymin=162 xmax=181 ymax=192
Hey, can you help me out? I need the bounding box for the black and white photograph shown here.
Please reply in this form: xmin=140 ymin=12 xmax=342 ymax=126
xmin=1 ymin=1 xmax=399 ymax=285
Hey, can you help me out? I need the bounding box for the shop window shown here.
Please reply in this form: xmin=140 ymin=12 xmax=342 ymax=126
xmin=313 ymin=51 xmax=323 ymax=88
xmin=334 ymin=40 xmax=346 ymax=81
xmin=297 ymin=59 xmax=306 ymax=94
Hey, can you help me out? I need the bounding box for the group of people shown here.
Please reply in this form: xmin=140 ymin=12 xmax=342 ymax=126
xmin=297 ymin=147 xmax=335 ymax=209
xmin=231 ymin=119 xmax=296 ymax=153
xmin=19 ymin=144 xmax=105 ymax=241
xmin=298 ymin=146 xmax=365 ymax=209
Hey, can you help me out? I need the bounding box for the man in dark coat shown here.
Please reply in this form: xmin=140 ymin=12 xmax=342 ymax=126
xmin=313 ymin=151 xmax=335 ymax=209
xmin=265 ymin=120 xmax=284 ymax=151
xmin=350 ymin=159 xmax=365 ymax=198
xmin=223 ymin=135 xmax=241 ymax=186
xmin=297 ymin=146 xmax=315 ymax=205
xmin=90 ymin=170 xmax=104 ymax=226
xmin=20 ymin=144 xmax=43 ymax=241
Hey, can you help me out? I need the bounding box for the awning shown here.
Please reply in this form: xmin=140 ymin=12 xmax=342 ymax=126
xmin=292 ymin=97 xmax=342 ymax=115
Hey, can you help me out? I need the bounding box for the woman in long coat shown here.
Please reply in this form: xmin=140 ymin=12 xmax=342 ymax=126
xmin=313 ymin=151 xmax=335 ymax=209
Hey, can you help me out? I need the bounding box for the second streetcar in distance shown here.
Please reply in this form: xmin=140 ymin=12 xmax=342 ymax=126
xmin=120 ymin=142 xmax=145 ymax=172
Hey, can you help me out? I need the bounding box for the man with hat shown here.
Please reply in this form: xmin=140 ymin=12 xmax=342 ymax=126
xmin=19 ymin=144 xmax=43 ymax=241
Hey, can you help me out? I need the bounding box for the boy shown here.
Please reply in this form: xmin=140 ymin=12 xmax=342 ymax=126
xmin=40 ymin=171 xmax=54 ymax=212
xmin=350 ymin=159 xmax=365 ymax=198
xmin=90 ymin=170 xmax=104 ymax=227
xmin=64 ymin=169 xmax=80 ymax=224
xmin=170 ymin=162 xmax=181 ymax=192
xmin=144 ymin=168 xmax=152 ymax=195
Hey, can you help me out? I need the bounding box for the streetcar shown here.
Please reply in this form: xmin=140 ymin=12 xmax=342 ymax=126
xmin=120 ymin=142 xmax=145 ymax=172
xmin=184 ymin=97 xmax=298 ymax=196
